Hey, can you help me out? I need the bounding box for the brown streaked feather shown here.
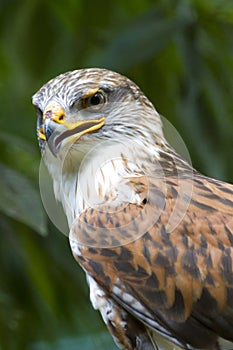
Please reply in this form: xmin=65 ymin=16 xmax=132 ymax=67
xmin=71 ymin=173 xmax=233 ymax=349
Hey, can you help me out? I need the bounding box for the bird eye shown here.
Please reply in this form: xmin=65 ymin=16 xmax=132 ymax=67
xmin=90 ymin=93 xmax=103 ymax=105
xmin=82 ymin=91 xmax=106 ymax=111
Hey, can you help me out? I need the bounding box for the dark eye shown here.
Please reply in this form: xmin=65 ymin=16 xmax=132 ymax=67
xmin=82 ymin=91 xmax=106 ymax=111
xmin=90 ymin=93 xmax=103 ymax=105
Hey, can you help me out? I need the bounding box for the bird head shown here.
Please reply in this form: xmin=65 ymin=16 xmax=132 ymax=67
xmin=32 ymin=68 xmax=164 ymax=156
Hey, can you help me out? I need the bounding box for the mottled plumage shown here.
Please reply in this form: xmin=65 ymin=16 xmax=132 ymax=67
xmin=33 ymin=68 xmax=233 ymax=350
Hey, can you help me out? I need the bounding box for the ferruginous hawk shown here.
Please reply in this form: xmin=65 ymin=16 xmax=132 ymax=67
xmin=33 ymin=68 xmax=233 ymax=350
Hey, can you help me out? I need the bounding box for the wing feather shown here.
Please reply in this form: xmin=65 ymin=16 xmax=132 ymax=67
xmin=70 ymin=173 xmax=233 ymax=348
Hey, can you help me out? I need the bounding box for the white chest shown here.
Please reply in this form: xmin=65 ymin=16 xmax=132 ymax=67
xmin=47 ymin=138 xmax=156 ymax=229
xmin=64 ymin=144 xmax=149 ymax=226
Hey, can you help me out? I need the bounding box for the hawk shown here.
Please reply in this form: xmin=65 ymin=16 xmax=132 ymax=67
xmin=33 ymin=68 xmax=233 ymax=350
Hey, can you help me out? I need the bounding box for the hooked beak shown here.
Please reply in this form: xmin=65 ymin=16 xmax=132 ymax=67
xmin=38 ymin=105 xmax=106 ymax=154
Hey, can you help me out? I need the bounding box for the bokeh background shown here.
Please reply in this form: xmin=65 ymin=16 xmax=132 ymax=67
xmin=0 ymin=1 xmax=233 ymax=349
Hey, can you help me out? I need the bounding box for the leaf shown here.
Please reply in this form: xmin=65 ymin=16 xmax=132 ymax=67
xmin=87 ymin=8 xmax=178 ymax=71
xmin=0 ymin=163 xmax=47 ymax=235
xmin=0 ymin=132 xmax=39 ymax=180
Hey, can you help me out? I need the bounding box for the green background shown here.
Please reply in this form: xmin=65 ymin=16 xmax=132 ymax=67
xmin=0 ymin=0 xmax=233 ymax=349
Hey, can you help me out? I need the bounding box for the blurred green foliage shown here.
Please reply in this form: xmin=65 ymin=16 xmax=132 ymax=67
xmin=0 ymin=0 xmax=233 ymax=349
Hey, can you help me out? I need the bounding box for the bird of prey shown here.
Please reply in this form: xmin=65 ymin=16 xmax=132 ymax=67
xmin=33 ymin=68 xmax=233 ymax=350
